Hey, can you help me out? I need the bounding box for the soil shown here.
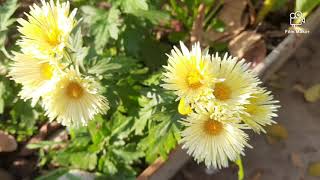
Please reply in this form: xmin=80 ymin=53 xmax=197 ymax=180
xmin=172 ymin=27 xmax=320 ymax=180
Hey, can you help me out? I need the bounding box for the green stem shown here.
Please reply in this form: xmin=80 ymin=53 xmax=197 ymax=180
xmin=235 ymin=156 xmax=244 ymax=180
xmin=203 ymin=0 xmax=224 ymax=30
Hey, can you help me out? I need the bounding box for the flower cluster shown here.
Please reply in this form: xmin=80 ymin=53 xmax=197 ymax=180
xmin=8 ymin=0 xmax=109 ymax=127
xmin=162 ymin=42 xmax=279 ymax=169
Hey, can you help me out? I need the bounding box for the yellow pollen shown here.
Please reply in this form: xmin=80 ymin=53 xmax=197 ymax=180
xmin=40 ymin=63 xmax=53 ymax=80
xmin=66 ymin=82 xmax=83 ymax=99
xmin=186 ymin=70 xmax=203 ymax=89
xmin=213 ymin=82 xmax=231 ymax=101
xmin=203 ymin=120 xmax=223 ymax=135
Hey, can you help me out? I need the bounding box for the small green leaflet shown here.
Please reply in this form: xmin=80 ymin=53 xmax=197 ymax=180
xmin=81 ymin=6 xmax=121 ymax=51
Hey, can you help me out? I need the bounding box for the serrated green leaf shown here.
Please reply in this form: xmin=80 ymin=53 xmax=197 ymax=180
xmin=81 ymin=6 xmax=121 ymax=51
xmin=120 ymin=0 xmax=148 ymax=14
xmin=139 ymin=111 xmax=181 ymax=163
xmin=70 ymin=152 xmax=97 ymax=170
xmin=112 ymin=143 xmax=144 ymax=164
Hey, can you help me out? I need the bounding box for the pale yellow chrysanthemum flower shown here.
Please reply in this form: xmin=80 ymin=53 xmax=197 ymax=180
xmin=8 ymin=52 xmax=58 ymax=106
xmin=180 ymin=105 xmax=251 ymax=169
xmin=242 ymin=87 xmax=280 ymax=134
xmin=208 ymin=53 xmax=260 ymax=112
xmin=17 ymin=0 xmax=77 ymax=57
xmin=43 ymin=69 xmax=109 ymax=127
xmin=162 ymin=42 xmax=216 ymax=104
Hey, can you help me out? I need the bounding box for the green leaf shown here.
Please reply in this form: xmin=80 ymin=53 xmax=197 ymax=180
xmin=81 ymin=6 xmax=121 ymax=51
xmin=211 ymin=18 xmax=225 ymax=33
xmin=296 ymin=0 xmax=320 ymax=17
xmin=68 ymin=28 xmax=89 ymax=70
xmin=27 ymin=141 xmax=62 ymax=149
xmin=120 ymin=0 xmax=148 ymax=14
xmin=36 ymin=168 xmax=68 ymax=180
xmin=140 ymin=39 xmax=171 ymax=70
xmin=0 ymin=0 xmax=18 ymax=47
xmin=98 ymin=156 xmax=118 ymax=175
xmin=132 ymin=10 xmax=170 ymax=24
xmin=133 ymin=92 xmax=163 ymax=135
xmin=70 ymin=152 xmax=97 ymax=170
xmin=110 ymin=111 xmax=134 ymax=141
xmin=112 ymin=143 xmax=144 ymax=164
xmin=139 ymin=111 xmax=181 ymax=163
xmin=88 ymin=58 xmax=122 ymax=75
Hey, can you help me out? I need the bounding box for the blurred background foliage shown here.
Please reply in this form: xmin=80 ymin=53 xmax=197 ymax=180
xmin=0 ymin=0 xmax=319 ymax=179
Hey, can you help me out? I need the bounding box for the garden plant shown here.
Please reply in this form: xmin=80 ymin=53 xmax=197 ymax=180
xmin=0 ymin=0 xmax=319 ymax=179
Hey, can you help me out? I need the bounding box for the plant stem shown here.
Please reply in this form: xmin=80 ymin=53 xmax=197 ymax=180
xmin=235 ymin=156 xmax=244 ymax=180
xmin=203 ymin=0 xmax=224 ymax=30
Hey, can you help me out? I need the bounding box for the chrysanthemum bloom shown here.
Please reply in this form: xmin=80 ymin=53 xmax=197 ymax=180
xmin=242 ymin=87 xmax=280 ymax=134
xmin=43 ymin=70 xmax=109 ymax=127
xmin=17 ymin=0 xmax=77 ymax=57
xmin=180 ymin=105 xmax=251 ymax=169
xmin=162 ymin=42 xmax=216 ymax=104
xmin=8 ymin=52 xmax=58 ymax=106
xmin=209 ymin=53 xmax=260 ymax=112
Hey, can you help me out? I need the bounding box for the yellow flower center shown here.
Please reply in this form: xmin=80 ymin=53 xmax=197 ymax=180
xmin=186 ymin=70 xmax=203 ymax=89
xmin=40 ymin=63 xmax=54 ymax=80
xmin=66 ymin=82 xmax=84 ymax=99
xmin=46 ymin=28 xmax=61 ymax=46
xmin=203 ymin=120 xmax=223 ymax=136
xmin=244 ymin=104 xmax=257 ymax=115
xmin=213 ymin=82 xmax=231 ymax=101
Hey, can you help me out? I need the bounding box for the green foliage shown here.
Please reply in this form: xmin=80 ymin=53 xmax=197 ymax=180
xmin=81 ymin=6 xmax=121 ymax=52
xmin=210 ymin=18 xmax=225 ymax=33
xmin=2 ymin=0 xmax=314 ymax=179
xmin=296 ymin=0 xmax=320 ymax=16
xmin=0 ymin=0 xmax=18 ymax=48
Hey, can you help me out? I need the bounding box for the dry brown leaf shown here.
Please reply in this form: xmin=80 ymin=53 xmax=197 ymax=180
xmin=291 ymin=152 xmax=304 ymax=168
xmin=265 ymin=124 xmax=288 ymax=142
xmin=203 ymin=0 xmax=249 ymax=43
xmin=228 ymin=31 xmax=266 ymax=65
xmin=308 ymin=162 xmax=320 ymax=176
xmin=304 ymin=84 xmax=320 ymax=103
xmin=0 ymin=131 xmax=17 ymax=152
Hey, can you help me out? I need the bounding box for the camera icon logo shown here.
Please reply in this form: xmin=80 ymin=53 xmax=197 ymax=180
xmin=290 ymin=11 xmax=305 ymax=26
